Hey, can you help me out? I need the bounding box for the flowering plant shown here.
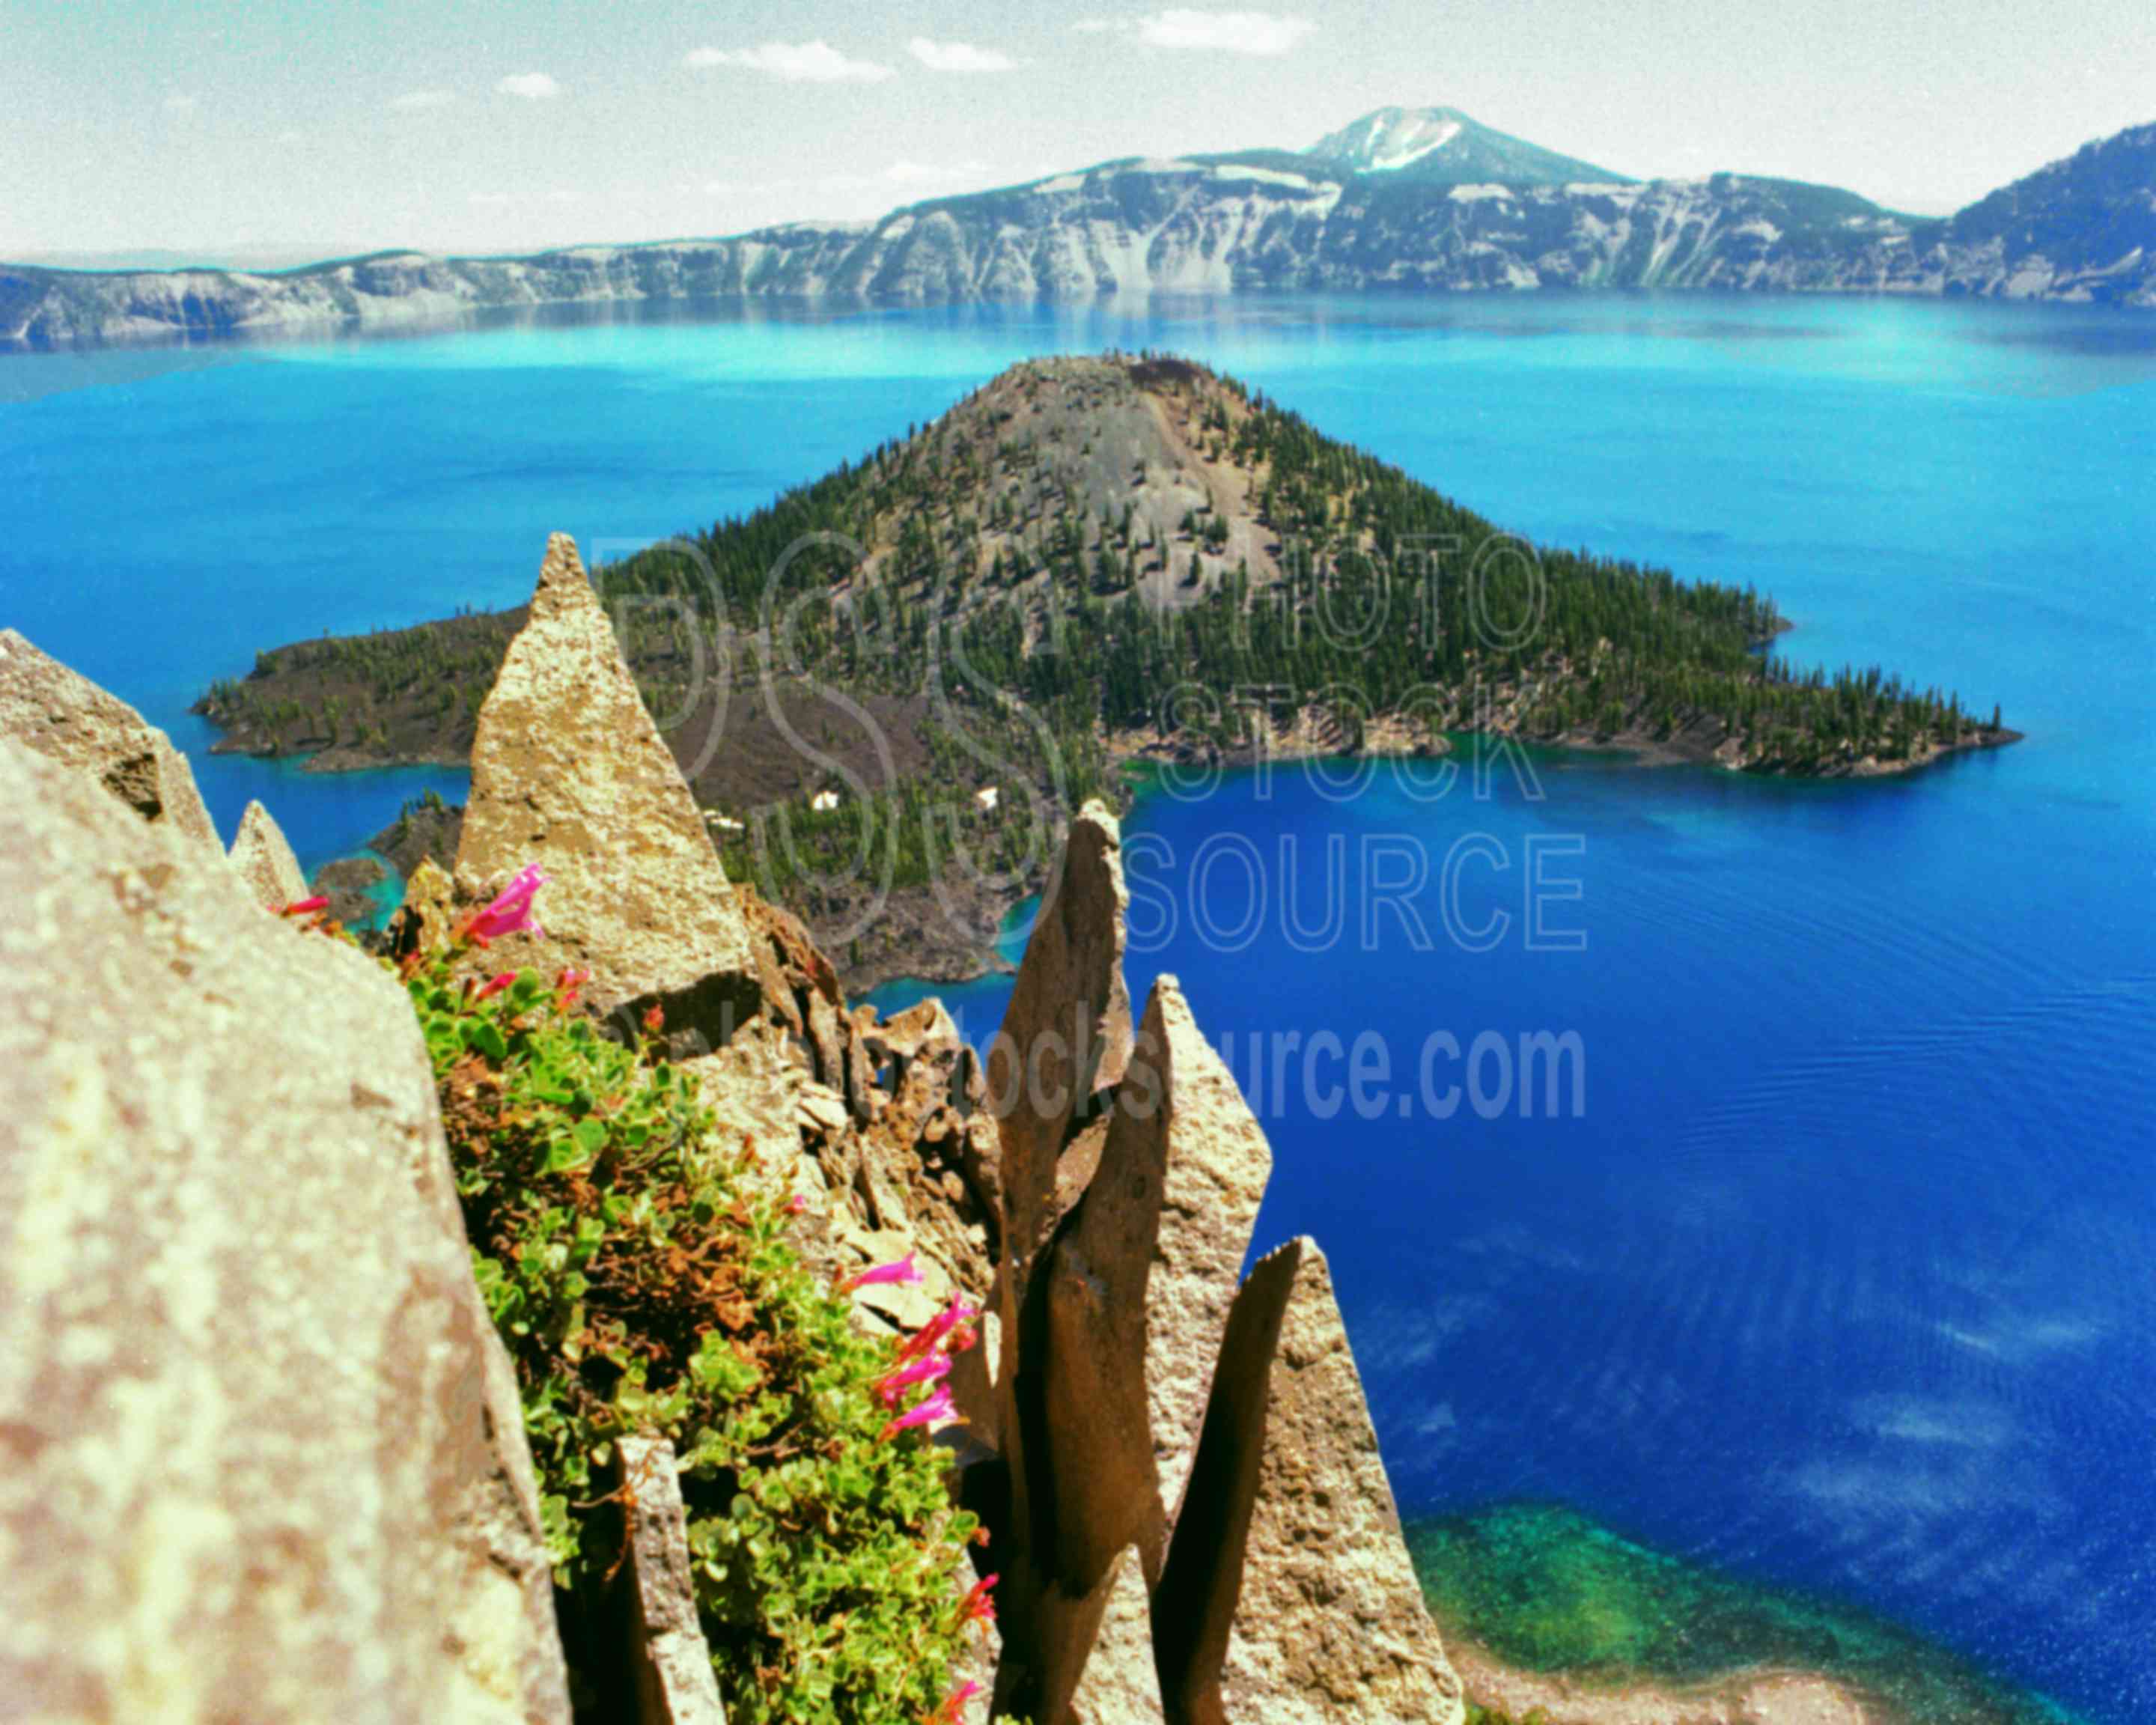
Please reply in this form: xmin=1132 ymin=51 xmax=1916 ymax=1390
xmin=398 ymin=878 xmax=990 ymax=1724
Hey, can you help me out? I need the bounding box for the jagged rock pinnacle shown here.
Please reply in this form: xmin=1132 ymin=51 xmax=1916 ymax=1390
xmin=454 ymin=533 xmax=759 ymax=1048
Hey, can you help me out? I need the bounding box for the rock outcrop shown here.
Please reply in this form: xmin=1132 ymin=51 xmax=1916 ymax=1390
xmin=1067 ymin=1549 xmax=1166 ymax=1725
xmin=0 ymin=735 xmax=568 ymax=1724
xmin=618 ymin=1437 xmax=730 ymax=1725
xmin=228 ymin=795 xmax=310 ymax=909
xmin=1044 ymin=976 xmax=1273 ymax=1589
xmin=947 ymin=809 xmax=1462 ymax=1725
xmin=1158 ymin=1239 xmax=1465 ymax=1725
xmin=454 ymin=534 xmax=759 ymax=1050
xmin=0 ymin=625 xmax=220 ymax=854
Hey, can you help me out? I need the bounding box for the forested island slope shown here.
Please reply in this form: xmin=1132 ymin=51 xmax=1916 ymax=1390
xmin=198 ymin=354 xmax=2015 ymax=973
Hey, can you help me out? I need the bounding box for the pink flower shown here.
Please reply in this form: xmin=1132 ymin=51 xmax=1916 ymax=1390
xmin=785 ymin=1193 xmax=809 ymax=1214
xmin=930 ymin=1679 xmax=981 ymax=1724
xmin=894 ymin=1297 xmax=979 ymax=1366
xmin=553 ymin=966 xmax=591 ymax=1011
xmin=956 ymin=1573 xmax=998 ymax=1630
xmin=472 ymin=971 xmax=517 ymax=1002
xmin=278 ymin=895 xmax=329 ymax=917
xmin=460 ymin=865 xmax=547 ymax=945
xmin=835 ymin=1253 xmax=923 ymax=1297
xmin=878 ymin=1384 xmax=959 ymax=1443
xmin=875 ymin=1351 xmax=952 ymax=1408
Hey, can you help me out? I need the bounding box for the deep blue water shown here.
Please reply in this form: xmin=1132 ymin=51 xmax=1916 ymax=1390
xmin=4 ymin=295 xmax=2153 ymax=1721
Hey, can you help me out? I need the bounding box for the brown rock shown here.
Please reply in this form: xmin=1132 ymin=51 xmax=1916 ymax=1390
xmin=1156 ymin=1238 xmax=1464 ymax=1725
xmin=0 ymin=737 xmax=568 ymax=1724
xmin=618 ymin=1438 xmax=728 ymax=1725
xmin=0 ymin=627 xmax=220 ymax=854
xmin=988 ymin=800 xmax=1133 ymax=1271
xmin=228 ymin=797 xmax=310 ymax=910
xmin=1067 ymin=1549 xmax=1166 ymax=1725
xmin=454 ymin=535 xmax=758 ymax=1050
xmin=1043 ymin=976 xmax=1272 ymax=1589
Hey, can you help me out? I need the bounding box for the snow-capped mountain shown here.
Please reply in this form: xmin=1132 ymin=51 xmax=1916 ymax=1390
xmin=1305 ymin=105 xmax=1629 ymax=185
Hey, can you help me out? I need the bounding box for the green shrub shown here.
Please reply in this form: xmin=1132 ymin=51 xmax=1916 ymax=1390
xmin=400 ymin=938 xmax=989 ymax=1724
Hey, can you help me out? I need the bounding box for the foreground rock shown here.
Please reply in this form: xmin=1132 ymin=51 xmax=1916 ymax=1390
xmin=1046 ymin=976 xmax=1273 ymax=1589
xmin=1159 ymin=1238 xmax=1464 ymax=1725
xmin=0 ymin=626 xmax=221 ymax=854
xmin=0 ymin=737 xmax=569 ymax=1724
xmin=228 ymin=797 xmax=310 ymax=909
xmin=618 ymin=1438 xmax=729 ymax=1725
xmin=454 ymin=534 xmax=758 ymax=1048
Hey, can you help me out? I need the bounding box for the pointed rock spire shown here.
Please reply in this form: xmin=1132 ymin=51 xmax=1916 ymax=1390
xmin=1044 ymin=975 xmax=1272 ymax=1590
xmin=1156 ymin=1238 xmax=1465 ymax=1725
xmin=454 ymin=534 xmax=758 ymax=1048
xmin=988 ymin=798 xmax=1133 ymax=1275
xmin=0 ymin=627 xmax=220 ymax=854
xmin=228 ymin=797 xmax=310 ymax=910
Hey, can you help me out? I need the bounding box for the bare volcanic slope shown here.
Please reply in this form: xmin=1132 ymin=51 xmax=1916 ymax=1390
xmin=200 ymin=355 xmax=2015 ymax=963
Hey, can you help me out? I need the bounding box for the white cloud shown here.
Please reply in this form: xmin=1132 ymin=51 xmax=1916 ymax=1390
xmin=683 ymin=40 xmax=895 ymax=83
xmin=389 ymin=88 xmax=454 ymax=111
xmin=496 ymin=72 xmax=563 ymax=100
xmin=883 ymin=159 xmax=990 ymax=185
xmin=1087 ymin=10 xmax=1317 ymax=55
xmin=908 ymin=37 xmax=1019 ymax=73
xmin=162 ymin=93 xmax=198 ymax=115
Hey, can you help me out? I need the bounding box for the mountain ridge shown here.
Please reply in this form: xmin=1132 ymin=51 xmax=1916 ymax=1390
xmin=6 ymin=106 xmax=2150 ymax=347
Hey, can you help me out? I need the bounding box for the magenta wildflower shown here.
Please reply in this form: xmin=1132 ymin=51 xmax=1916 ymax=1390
xmin=878 ymin=1384 xmax=958 ymax=1443
xmin=835 ymin=1253 xmax=923 ymax=1297
xmin=460 ymin=865 xmax=547 ymax=945
xmin=875 ymin=1351 xmax=953 ymax=1408
xmin=278 ymin=895 xmax=329 ymax=917
xmin=929 ymin=1679 xmax=982 ymax=1724
xmin=893 ymin=1297 xmax=979 ymax=1366
xmin=956 ymin=1572 xmax=998 ymax=1630
xmin=553 ymin=966 xmax=591 ymax=1011
xmin=473 ymin=971 xmax=518 ymax=1002
xmin=786 ymin=1193 xmax=809 ymax=1214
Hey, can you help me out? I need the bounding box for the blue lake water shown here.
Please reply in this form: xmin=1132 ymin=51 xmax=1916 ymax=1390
xmin=4 ymin=294 xmax=2153 ymax=1720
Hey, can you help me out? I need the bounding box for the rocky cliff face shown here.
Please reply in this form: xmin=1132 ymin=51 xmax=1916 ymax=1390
xmin=7 ymin=109 xmax=2152 ymax=348
xmin=0 ymin=735 xmax=568 ymax=1721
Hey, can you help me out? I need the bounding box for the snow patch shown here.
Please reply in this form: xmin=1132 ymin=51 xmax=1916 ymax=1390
xmin=1212 ymin=165 xmax=1316 ymax=191
xmin=1365 ymin=116 xmax=1461 ymax=172
xmin=1448 ymin=183 xmax=1514 ymax=202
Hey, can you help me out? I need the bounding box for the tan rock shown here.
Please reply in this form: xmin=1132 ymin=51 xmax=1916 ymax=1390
xmin=388 ymin=856 xmax=458 ymax=960
xmin=0 ymin=737 xmax=568 ymax=1724
xmin=0 ymin=627 xmax=220 ymax=854
xmin=454 ymin=535 xmax=758 ymax=1050
xmin=1044 ymin=976 xmax=1272 ymax=1589
xmin=619 ymin=1437 xmax=728 ymax=1725
xmin=1156 ymin=1238 xmax=1464 ymax=1725
xmin=1067 ymin=1549 xmax=1165 ymax=1725
xmin=228 ymin=797 xmax=309 ymax=910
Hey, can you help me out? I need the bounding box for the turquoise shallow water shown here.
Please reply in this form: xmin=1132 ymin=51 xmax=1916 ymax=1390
xmin=4 ymin=294 xmax=2154 ymax=1721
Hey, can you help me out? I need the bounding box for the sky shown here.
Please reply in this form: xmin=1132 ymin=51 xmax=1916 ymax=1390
xmin=4 ymin=0 xmax=2152 ymax=262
